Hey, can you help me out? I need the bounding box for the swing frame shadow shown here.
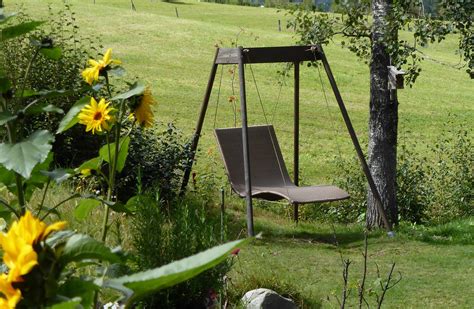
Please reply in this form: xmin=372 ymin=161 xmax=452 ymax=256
xmin=180 ymin=45 xmax=392 ymax=236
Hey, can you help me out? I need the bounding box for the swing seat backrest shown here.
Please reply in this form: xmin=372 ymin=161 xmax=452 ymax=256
xmin=215 ymin=125 xmax=350 ymax=204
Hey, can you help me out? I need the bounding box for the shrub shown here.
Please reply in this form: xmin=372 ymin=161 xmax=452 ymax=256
xmin=397 ymin=143 xmax=429 ymax=223
xmin=131 ymin=194 xmax=231 ymax=308
xmin=115 ymin=123 xmax=192 ymax=202
xmin=0 ymin=5 xmax=103 ymax=167
xmin=326 ymin=124 xmax=473 ymax=225
xmin=424 ymin=127 xmax=473 ymax=223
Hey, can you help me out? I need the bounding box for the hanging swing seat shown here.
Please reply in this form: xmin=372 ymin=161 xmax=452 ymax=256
xmin=215 ymin=125 xmax=350 ymax=204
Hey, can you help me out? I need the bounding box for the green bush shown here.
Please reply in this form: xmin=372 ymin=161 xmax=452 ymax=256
xmin=325 ymin=125 xmax=473 ymax=225
xmin=0 ymin=5 xmax=103 ymax=167
xmin=424 ymin=127 xmax=473 ymax=223
xmin=397 ymin=143 xmax=429 ymax=223
xmin=131 ymin=194 xmax=231 ymax=308
xmin=115 ymin=123 xmax=192 ymax=202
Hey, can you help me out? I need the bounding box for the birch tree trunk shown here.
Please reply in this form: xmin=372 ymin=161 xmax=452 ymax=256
xmin=367 ymin=0 xmax=399 ymax=228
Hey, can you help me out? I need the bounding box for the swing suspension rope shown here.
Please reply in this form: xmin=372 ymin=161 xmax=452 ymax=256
xmin=212 ymin=50 xmax=344 ymax=196
xmin=315 ymin=60 xmax=345 ymax=162
xmin=243 ymin=52 xmax=345 ymax=194
xmin=270 ymin=65 xmax=287 ymax=124
xmin=212 ymin=65 xmax=224 ymax=129
xmin=244 ymin=53 xmax=291 ymax=195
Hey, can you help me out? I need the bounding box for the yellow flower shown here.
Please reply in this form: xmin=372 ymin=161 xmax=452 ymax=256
xmin=0 ymin=274 xmax=21 ymax=309
xmin=0 ymin=211 xmax=66 ymax=283
xmin=78 ymin=97 xmax=114 ymax=134
xmin=81 ymin=48 xmax=121 ymax=85
xmin=80 ymin=169 xmax=91 ymax=177
xmin=133 ymin=87 xmax=155 ymax=128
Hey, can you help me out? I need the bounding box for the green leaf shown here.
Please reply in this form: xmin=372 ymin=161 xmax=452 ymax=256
xmin=20 ymin=89 xmax=72 ymax=99
xmin=57 ymin=97 xmax=90 ymax=134
xmin=25 ymin=151 xmax=53 ymax=186
xmin=0 ymin=209 xmax=12 ymax=222
xmin=0 ymin=111 xmax=17 ymax=125
xmin=108 ymin=201 xmax=132 ymax=214
xmin=108 ymin=66 xmax=126 ymax=77
xmin=76 ymin=157 xmax=102 ymax=172
xmin=41 ymin=168 xmax=73 ymax=184
xmin=25 ymin=103 xmax=64 ymax=115
xmin=1 ymin=21 xmax=44 ymax=41
xmin=111 ymin=82 xmax=145 ymax=101
xmin=125 ymin=195 xmax=156 ymax=213
xmin=0 ymin=76 xmax=11 ymax=93
xmin=48 ymin=298 xmax=82 ymax=309
xmin=99 ymin=136 xmax=130 ymax=173
xmin=46 ymin=230 xmax=75 ymax=248
xmin=22 ymin=152 xmax=53 ymax=202
xmin=0 ymin=130 xmax=54 ymax=178
xmin=59 ymin=234 xmax=120 ymax=265
xmin=0 ymin=165 xmax=15 ymax=188
xmin=58 ymin=279 xmax=98 ymax=308
xmin=40 ymin=46 xmax=62 ymax=60
xmin=101 ymin=238 xmax=247 ymax=305
xmin=74 ymin=199 xmax=101 ymax=221
xmin=20 ymin=89 xmax=37 ymax=97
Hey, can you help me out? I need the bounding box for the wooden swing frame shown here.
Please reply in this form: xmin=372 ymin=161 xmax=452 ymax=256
xmin=180 ymin=45 xmax=392 ymax=236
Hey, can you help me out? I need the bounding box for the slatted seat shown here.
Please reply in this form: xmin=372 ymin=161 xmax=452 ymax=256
xmin=215 ymin=125 xmax=349 ymax=204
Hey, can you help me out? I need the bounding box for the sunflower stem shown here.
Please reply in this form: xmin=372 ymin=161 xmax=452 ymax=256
xmin=104 ymin=72 xmax=113 ymax=98
xmin=36 ymin=178 xmax=51 ymax=217
xmin=100 ymin=92 xmax=126 ymax=244
xmin=18 ymin=48 xmax=40 ymax=107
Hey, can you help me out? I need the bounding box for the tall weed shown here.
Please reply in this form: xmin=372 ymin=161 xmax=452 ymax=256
xmin=131 ymin=194 xmax=231 ymax=308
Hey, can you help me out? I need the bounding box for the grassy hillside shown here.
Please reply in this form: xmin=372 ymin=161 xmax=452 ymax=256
xmin=10 ymin=0 xmax=473 ymax=184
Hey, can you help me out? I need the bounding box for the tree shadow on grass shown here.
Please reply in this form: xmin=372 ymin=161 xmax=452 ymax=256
xmin=249 ymin=220 xmax=386 ymax=249
xmin=225 ymin=210 xmax=379 ymax=248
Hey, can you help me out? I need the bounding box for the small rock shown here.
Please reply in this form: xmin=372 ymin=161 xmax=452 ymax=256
xmin=242 ymin=288 xmax=297 ymax=309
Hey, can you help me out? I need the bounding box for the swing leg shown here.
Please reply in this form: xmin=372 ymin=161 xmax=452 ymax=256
xmin=293 ymin=203 xmax=299 ymax=223
xmin=180 ymin=49 xmax=219 ymax=196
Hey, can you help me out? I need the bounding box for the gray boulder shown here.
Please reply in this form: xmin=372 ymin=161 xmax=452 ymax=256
xmin=242 ymin=288 xmax=297 ymax=309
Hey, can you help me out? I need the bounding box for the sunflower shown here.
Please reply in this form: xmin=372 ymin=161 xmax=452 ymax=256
xmin=81 ymin=48 xmax=121 ymax=85
xmin=0 ymin=211 xmax=66 ymax=283
xmin=0 ymin=274 xmax=21 ymax=309
xmin=78 ymin=97 xmax=115 ymax=134
xmin=133 ymin=87 xmax=155 ymax=128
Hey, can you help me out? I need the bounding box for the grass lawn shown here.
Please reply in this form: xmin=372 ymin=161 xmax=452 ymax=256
xmin=12 ymin=0 xmax=474 ymax=182
xmin=6 ymin=0 xmax=474 ymax=307
xmin=226 ymin=209 xmax=474 ymax=308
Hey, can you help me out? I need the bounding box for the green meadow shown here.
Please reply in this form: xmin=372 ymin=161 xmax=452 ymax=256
xmin=8 ymin=0 xmax=474 ymax=307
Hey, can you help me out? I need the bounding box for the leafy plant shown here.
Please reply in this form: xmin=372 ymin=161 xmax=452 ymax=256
xmin=0 ymin=5 xmax=103 ymax=168
xmin=424 ymin=126 xmax=473 ymax=223
xmin=131 ymin=194 xmax=232 ymax=308
xmin=0 ymin=210 xmax=245 ymax=308
xmin=0 ymin=6 xmax=248 ymax=307
xmin=327 ymin=124 xmax=473 ymax=225
xmin=115 ymin=123 xmax=192 ymax=203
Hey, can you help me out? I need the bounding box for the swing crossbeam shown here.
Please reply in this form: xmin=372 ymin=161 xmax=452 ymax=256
xmin=180 ymin=45 xmax=393 ymax=236
xmin=215 ymin=45 xmax=321 ymax=64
